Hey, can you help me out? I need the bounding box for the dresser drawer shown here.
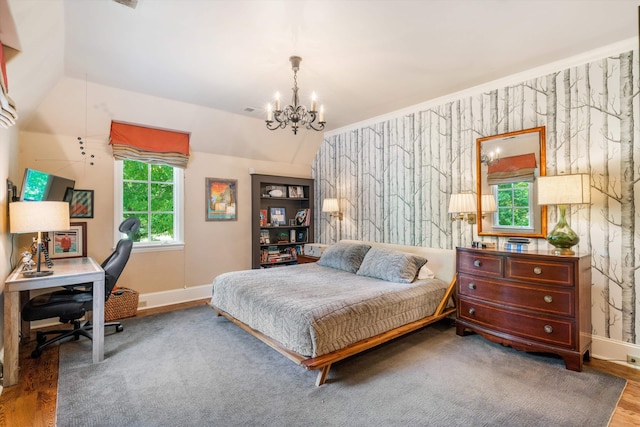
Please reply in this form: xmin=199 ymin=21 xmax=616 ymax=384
xmin=506 ymin=257 xmax=573 ymax=286
xmin=457 ymin=274 xmax=574 ymax=316
xmin=457 ymin=251 xmax=503 ymax=278
xmin=458 ymin=298 xmax=574 ymax=348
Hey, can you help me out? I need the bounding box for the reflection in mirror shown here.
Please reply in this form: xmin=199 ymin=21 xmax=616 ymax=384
xmin=476 ymin=126 xmax=547 ymax=238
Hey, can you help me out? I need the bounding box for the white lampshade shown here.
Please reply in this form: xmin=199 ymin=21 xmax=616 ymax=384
xmin=481 ymin=194 xmax=497 ymax=213
xmin=9 ymin=201 xmax=70 ymax=234
xmin=448 ymin=193 xmax=477 ymax=213
xmin=322 ymin=198 xmax=340 ymax=213
xmin=537 ymin=174 xmax=591 ymax=205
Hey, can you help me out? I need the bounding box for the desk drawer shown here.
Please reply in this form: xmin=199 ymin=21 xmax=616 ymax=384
xmin=458 ymin=298 xmax=574 ymax=348
xmin=506 ymin=258 xmax=573 ymax=286
xmin=457 ymin=251 xmax=503 ymax=278
xmin=457 ymin=274 xmax=574 ymax=316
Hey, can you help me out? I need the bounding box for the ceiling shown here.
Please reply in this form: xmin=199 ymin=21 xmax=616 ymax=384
xmin=3 ymin=0 xmax=640 ymax=163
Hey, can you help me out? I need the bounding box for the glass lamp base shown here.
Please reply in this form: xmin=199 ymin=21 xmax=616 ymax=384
xmin=547 ymin=205 xmax=579 ymax=256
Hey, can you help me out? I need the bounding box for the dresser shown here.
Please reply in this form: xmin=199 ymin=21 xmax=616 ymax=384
xmin=455 ymin=247 xmax=591 ymax=371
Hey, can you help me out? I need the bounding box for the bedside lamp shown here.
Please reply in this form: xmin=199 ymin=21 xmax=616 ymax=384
xmin=9 ymin=201 xmax=70 ymax=277
xmin=537 ymin=174 xmax=590 ymax=255
xmin=448 ymin=193 xmax=477 ymax=224
xmin=322 ymin=198 xmax=343 ymax=221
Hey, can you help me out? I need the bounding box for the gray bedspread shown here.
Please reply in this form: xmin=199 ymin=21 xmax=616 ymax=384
xmin=210 ymin=263 xmax=448 ymax=357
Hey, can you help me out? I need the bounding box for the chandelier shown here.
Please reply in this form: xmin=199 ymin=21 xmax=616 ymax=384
xmin=480 ymin=147 xmax=500 ymax=166
xmin=266 ymin=56 xmax=325 ymax=135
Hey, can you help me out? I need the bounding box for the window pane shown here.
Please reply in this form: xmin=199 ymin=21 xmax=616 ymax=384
xmin=150 ymin=213 xmax=174 ymax=241
xmin=123 ymin=182 xmax=149 ymax=211
xmin=150 ymin=183 xmax=174 ymax=211
xmin=151 ymin=164 xmax=173 ymax=182
xmin=123 ymin=160 xmax=148 ymax=180
xmin=514 ymin=208 xmax=530 ymax=227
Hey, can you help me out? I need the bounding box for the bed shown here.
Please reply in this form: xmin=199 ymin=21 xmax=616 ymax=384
xmin=210 ymin=240 xmax=456 ymax=386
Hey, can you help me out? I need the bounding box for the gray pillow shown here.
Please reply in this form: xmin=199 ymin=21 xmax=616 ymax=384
xmin=356 ymin=247 xmax=427 ymax=283
xmin=317 ymin=242 xmax=371 ymax=273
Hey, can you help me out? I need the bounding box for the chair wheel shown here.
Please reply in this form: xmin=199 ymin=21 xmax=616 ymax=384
xmin=31 ymin=348 xmax=42 ymax=358
xmin=116 ymin=325 xmax=124 ymax=333
xmin=36 ymin=333 xmax=47 ymax=344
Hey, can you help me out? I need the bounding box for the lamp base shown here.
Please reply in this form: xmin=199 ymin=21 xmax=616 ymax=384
xmin=547 ymin=205 xmax=579 ymax=256
xmin=22 ymin=270 xmax=54 ymax=278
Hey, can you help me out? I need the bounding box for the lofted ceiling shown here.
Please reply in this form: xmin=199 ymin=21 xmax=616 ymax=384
xmin=4 ymin=0 xmax=639 ymax=163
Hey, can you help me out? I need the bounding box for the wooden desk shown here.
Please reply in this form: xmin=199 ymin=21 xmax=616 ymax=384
xmin=3 ymin=257 xmax=105 ymax=387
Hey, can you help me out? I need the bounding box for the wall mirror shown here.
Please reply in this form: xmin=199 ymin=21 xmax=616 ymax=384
xmin=476 ymin=126 xmax=547 ymax=238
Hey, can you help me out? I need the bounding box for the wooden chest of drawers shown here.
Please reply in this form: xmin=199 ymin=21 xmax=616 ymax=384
xmin=455 ymin=247 xmax=591 ymax=371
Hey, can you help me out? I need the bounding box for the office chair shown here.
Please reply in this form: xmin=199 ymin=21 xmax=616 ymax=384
xmin=22 ymin=217 xmax=140 ymax=358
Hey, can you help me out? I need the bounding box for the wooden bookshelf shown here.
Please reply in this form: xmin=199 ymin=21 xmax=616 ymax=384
xmin=251 ymin=174 xmax=314 ymax=269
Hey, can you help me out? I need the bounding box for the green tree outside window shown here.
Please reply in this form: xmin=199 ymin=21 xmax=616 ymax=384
xmin=496 ymin=182 xmax=531 ymax=228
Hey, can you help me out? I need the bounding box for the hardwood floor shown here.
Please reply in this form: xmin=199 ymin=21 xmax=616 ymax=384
xmin=1 ymin=300 xmax=638 ymax=427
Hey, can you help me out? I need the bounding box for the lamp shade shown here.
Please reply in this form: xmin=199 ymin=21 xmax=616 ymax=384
xmin=481 ymin=194 xmax=497 ymax=213
xmin=9 ymin=201 xmax=70 ymax=233
xmin=322 ymin=198 xmax=340 ymax=213
xmin=448 ymin=193 xmax=477 ymax=213
xmin=537 ymin=174 xmax=591 ymax=205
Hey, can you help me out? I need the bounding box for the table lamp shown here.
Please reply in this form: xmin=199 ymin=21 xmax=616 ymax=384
xmin=537 ymin=174 xmax=590 ymax=255
xmin=9 ymin=201 xmax=70 ymax=277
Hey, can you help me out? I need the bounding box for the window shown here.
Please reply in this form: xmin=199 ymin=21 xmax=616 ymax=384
xmin=114 ymin=159 xmax=184 ymax=249
xmin=495 ymin=182 xmax=532 ymax=229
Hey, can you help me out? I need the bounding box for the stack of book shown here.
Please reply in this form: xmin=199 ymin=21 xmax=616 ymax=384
xmin=504 ymin=237 xmax=530 ymax=252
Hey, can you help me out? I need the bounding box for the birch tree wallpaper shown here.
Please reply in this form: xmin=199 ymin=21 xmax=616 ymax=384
xmin=313 ymin=48 xmax=639 ymax=345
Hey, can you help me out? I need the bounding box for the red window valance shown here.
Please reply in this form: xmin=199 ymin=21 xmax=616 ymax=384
xmin=487 ymin=153 xmax=537 ymax=185
xmin=109 ymin=121 xmax=190 ymax=168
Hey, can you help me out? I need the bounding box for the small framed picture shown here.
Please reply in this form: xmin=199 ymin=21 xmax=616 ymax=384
xmin=47 ymin=222 xmax=87 ymax=259
xmin=206 ymin=178 xmax=237 ymax=221
xmin=288 ymin=185 xmax=304 ymax=198
xmin=269 ymin=207 xmax=286 ymax=226
xmin=70 ymin=190 xmax=94 ymax=219
xmin=260 ymin=230 xmax=270 ymax=244
xmin=296 ymin=229 xmax=308 ymax=243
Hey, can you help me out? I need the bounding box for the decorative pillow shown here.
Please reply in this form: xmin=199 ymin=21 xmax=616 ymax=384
xmin=356 ymin=247 xmax=427 ymax=283
xmin=317 ymin=242 xmax=371 ymax=273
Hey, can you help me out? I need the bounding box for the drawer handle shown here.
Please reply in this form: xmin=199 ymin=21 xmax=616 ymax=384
xmin=533 ymin=267 xmax=542 ymax=275
xmin=544 ymin=295 xmax=553 ymax=303
xmin=473 ymin=260 xmax=482 ymax=267
xmin=544 ymin=325 xmax=553 ymax=334
xmin=468 ymin=283 xmax=476 ymax=290
xmin=468 ymin=308 xmax=476 ymax=315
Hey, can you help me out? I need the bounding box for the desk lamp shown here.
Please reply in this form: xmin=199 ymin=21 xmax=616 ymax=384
xmin=9 ymin=201 xmax=70 ymax=277
xmin=537 ymin=174 xmax=590 ymax=255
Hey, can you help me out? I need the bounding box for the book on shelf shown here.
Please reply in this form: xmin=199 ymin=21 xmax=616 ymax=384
xmin=259 ymin=209 xmax=267 ymax=227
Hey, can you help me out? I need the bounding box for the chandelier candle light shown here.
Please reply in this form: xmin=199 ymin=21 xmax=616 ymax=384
xmin=266 ymin=56 xmax=326 ymax=135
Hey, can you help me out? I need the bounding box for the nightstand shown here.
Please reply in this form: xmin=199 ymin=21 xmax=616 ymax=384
xmin=455 ymin=247 xmax=592 ymax=371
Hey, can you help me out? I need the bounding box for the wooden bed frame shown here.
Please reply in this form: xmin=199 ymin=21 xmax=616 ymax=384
xmin=212 ymin=276 xmax=457 ymax=386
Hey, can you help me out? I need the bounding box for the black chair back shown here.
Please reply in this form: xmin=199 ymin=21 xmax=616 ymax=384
xmin=101 ymin=217 xmax=140 ymax=300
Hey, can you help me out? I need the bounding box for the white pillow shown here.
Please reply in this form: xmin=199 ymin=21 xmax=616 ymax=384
xmin=417 ymin=265 xmax=435 ymax=279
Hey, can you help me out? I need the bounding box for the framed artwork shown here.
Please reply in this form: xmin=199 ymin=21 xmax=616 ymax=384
xmin=206 ymin=178 xmax=237 ymax=221
xmin=47 ymin=222 xmax=87 ymax=259
xmin=269 ymin=207 xmax=286 ymax=226
xmin=70 ymin=189 xmax=94 ymax=218
xmin=295 ymin=208 xmax=310 ymax=226
xmin=260 ymin=230 xmax=270 ymax=244
xmin=288 ymin=185 xmax=304 ymax=198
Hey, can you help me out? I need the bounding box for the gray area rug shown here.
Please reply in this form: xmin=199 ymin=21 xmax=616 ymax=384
xmin=57 ymin=305 xmax=625 ymax=426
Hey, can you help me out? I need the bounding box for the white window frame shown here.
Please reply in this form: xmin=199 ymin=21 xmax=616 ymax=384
xmin=113 ymin=160 xmax=185 ymax=252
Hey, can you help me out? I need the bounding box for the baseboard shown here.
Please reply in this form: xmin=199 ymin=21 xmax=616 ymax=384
xmin=28 ymin=284 xmax=213 ymax=330
xmin=592 ymin=335 xmax=640 ymax=369
xmin=136 ymin=284 xmax=213 ymax=311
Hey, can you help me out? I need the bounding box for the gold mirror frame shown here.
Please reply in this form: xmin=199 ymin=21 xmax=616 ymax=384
xmin=476 ymin=126 xmax=547 ymax=238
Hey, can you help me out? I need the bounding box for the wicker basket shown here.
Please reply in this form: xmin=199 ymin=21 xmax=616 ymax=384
xmin=105 ymin=287 xmax=139 ymax=322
